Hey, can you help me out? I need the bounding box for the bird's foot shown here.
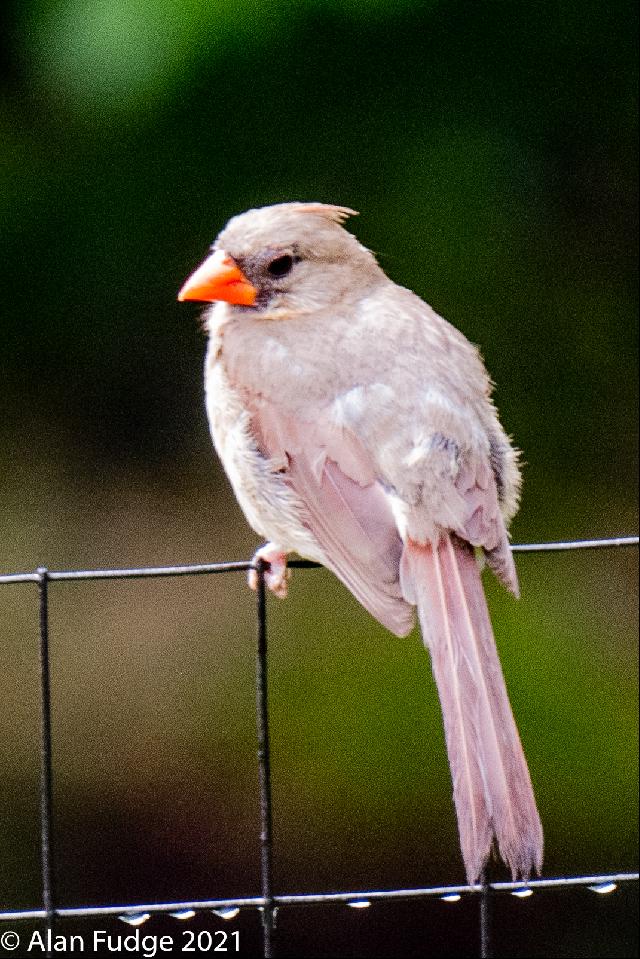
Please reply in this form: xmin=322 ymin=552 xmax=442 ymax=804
xmin=248 ymin=543 xmax=290 ymax=598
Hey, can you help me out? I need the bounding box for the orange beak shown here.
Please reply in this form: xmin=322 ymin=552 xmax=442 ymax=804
xmin=177 ymin=249 xmax=257 ymax=306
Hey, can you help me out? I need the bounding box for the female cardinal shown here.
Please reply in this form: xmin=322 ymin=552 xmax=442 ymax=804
xmin=178 ymin=202 xmax=543 ymax=883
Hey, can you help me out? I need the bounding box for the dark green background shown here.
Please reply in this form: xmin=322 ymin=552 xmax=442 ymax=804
xmin=0 ymin=1 xmax=637 ymax=956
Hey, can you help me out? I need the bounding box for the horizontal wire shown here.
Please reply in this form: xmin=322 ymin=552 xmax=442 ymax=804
xmin=0 ymin=873 xmax=637 ymax=922
xmin=0 ymin=536 xmax=637 ymax=585
xmin=0 ymin=560 xmax=254 ymax=585
xmin=510 ymin=536 xmax=639 ymax=553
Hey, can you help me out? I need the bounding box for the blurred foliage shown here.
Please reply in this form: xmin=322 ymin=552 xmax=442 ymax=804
xmin=0 ymin=0 xmax=637 ymax=956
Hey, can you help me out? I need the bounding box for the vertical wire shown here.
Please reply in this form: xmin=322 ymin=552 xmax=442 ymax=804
xmin=479 ymin=872 xmax=492 ymax=959
xmin=37 ymin=568 xmax=56 ymax=958
xmin=255 ymin=559 xmax=275 ymax=957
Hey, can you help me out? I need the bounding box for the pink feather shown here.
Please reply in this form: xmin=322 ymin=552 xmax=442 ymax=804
xmin=252 ymin=401 xmax=415 ymax=636
xmin=401 ymin=534 xmax=543 ymax=882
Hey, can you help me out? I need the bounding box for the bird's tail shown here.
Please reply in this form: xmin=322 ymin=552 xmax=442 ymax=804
xmin=400 ymin=533 xmax=543 ymax=883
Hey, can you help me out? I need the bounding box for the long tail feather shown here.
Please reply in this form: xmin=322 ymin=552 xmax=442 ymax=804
xmin=401 ymin=534 xmax=543 ymax=883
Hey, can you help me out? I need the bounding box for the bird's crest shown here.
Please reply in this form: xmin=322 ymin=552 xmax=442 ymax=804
xmin=289 ymin=203 xmax=359 ymax=224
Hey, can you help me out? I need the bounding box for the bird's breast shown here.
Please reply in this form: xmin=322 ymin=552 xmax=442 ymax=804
xmin=203 ymin=331 xmax=325 ymax=561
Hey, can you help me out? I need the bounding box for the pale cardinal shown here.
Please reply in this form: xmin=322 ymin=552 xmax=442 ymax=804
xmin=178 ymin=202 xmax=543 ymax=883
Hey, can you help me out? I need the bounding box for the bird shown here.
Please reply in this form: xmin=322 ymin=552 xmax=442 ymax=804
xmin=178 ymin=201 xmax=543 ymax=884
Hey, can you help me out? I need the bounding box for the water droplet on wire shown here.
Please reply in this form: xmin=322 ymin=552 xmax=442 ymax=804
xmin=212 ymin=907 xmax=240 ymax=920
xmin=441 ymin=893 xmax=462 ymax=903
xmin=348 ymin=900 xmax=371 ymax=909
xmin=511 ymin=888 xmax=533 ymax=899
xmin=588 ymin=882 xmax=617 ymax=895
xmin=119 ymin=913 xmax=151 ymax=926
xmin=170 ymin=909 xmax=196 ymax=919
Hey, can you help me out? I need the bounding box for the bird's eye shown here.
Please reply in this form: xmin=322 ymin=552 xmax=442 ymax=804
xmin=267 ymin=254 xmax=294 ymax=278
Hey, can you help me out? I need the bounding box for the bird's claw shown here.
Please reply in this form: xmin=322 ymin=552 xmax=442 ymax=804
xmin=248 ymin=543 xmax=290 ymax=598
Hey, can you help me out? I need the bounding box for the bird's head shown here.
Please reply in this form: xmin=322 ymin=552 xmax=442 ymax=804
xmin=178 ymin=202 xmax=383 ymax=319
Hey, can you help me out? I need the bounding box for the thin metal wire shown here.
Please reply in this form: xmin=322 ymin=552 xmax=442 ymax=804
xmin=36 ymin=568 xmax=55 ymax=959
xmin=255 ymin=559 xmax=275 ymax=958
xmin=0 ymin=535 xmax=637 ymax=959
xmin=0 ymin=536 xmax=637 ymax=585
xmin=0 ymin=560 xmax=253 ymax=585
xmin=479 ymin=871 xmax=491 ymax=959
xmin=510 ymin=535 xmax=639 ymax=553
xmin=0 ymin=874 xmax=637 ymax=922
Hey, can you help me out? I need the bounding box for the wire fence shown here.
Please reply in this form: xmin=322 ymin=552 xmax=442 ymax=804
xmin=0 ymin=535 xmax=638 ymax=958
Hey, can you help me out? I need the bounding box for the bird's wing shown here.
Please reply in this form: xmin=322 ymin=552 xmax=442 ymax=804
xmin=250 ymin=396 xmax=416 ymax=637
xmin=445 ymin=454 xmax=519 ymax=596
